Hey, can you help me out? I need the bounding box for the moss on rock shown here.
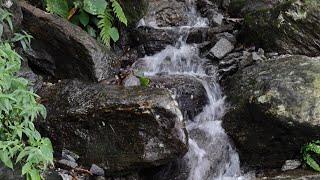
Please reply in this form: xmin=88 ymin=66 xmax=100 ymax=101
xmin=223 ymin=55 xmax=320 ymax=169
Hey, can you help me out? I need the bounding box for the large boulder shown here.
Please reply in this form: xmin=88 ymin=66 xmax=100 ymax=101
xmin=223 ymin=55 xmax=320 ymax=169
xmin=18 ymin=1 xmax=117 ymax=82
xmin=239 ymin=0 xmax=320 ymax=56
xmin=37 ymin=80 xmax=188 ymax=174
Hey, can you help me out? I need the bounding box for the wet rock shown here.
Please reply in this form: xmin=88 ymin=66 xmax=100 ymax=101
xmin=18 ymin=1 xmax=117 ymax=81
xmin=133 ymin=27 xmax=179 ymax=56
xmin=17 ymin=60 xmax=43 ymax=92
xmin=123 ymin=75 xmax=141 ymax=87
xmin=90 ymin=164 xmax=105 ymax=176
xmin=62 ymin=149 xmax=79 ymax=163
xmin=186 ymin=24 xmax=235 ymax=44
xmin=240 ymin=0 xmax=320 ymax=56
xmin=281 ymin=160 xmax=301 ymax=172
xmin=150 ymin=75 xmax=209 ymax=120
xmin=121 ymin=0 xmax=148 ymax=26
xmin=0 ymin=165 xmax=23 ymax=180
xmin=258 ymin=169 xmax=320 ymax=180
xmin=223 ymin=55 xmax=320 ymax=169
xmin=37 ymin=80 xmax=188 ymax=174
xmin=197 ymin=0 xmax=224 ymax=26
xmin=57 ymin=159 xmax=78 ymax=170
xmin=143 ymin=0 xmax=188 ymax=27
xmin=208 ymin=38 xmax=234 ymax=59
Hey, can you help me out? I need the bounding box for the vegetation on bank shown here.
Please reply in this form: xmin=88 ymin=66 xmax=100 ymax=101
xmin=45 ymin=0 xmax=127 ymax=47
xmin=0 ymin=4 xmax=53 ymax=180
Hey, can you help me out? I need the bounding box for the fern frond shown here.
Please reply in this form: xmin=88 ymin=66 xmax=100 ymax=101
xmin=111 ymin=0 xmax=127 ymax=26
xmin=97 ymin=10 xmax=113 ymax=47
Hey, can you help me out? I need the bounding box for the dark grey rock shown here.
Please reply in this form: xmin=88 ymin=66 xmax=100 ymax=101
xmin=150 ymin=75 xmax=208 ymax=120
xmin=18 ymin=1 xmax=117 ymax=82
xmin=208 ymin=38 xmax=234 ymax=59
xmin=123 ymin=75 xmax=140 ymax=87
xmin=240 ymin=0 xmax=320 ymax=56
xmin=37 ymin=80 xmax=188 ymax=174
xmin=223 ymin=55 xmax=320 ymax=169
xmin=133 ymin=27 xmax=179 ymax=56
xmin=143 ymin=0 xmax=189 ymax=27
xmin=57 ymin=159 xmax=78 ymax=169
xmin=62 ymin=149 xmax=79 ymax=163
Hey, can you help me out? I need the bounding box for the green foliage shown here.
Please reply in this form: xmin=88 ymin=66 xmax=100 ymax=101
xmin=45 ymin=0 xmax=69 ymax=18
xmin=138 ymin=76 xmax=150 ymax=87
xmin=302 ymin=141 xmax=320 ymax=172
xmin=45 ymin=0 xmax=127 ymax=48
xmin=0 ymin=6 xmax=53 ymax=180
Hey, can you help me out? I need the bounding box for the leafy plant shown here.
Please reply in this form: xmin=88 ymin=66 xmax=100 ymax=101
xmin=45 ymin=0 xmax=127 ymax=48
xmin=138 ymin=76 xmax=150 ymax=87
xmin=0 ymin=6 xmax=54 ymax=180
xmin=302 ymin=140 xmax=320 ymax=172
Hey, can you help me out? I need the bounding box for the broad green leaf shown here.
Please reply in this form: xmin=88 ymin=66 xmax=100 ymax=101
xmin=83 ymin=0 xmax=108 ymax=15
xmin=79 ymin=10 xmax=89 ymax=27
xmin=22 ymin=162 xmax=31 ymax=175
xmin=109 ymin=27 xmax=119 ymax=42
xmin=0 ymin=150 xmax=13 ymax=169
xmin=45 ymin=0 xmax=69 ymax=18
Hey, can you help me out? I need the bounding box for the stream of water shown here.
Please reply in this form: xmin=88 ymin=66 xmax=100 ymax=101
xmin=136 ymin=1 xmax=251 ymax=179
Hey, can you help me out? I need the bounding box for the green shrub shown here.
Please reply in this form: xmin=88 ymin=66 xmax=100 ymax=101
xmin=0 ymin=6 xmax=53 ymax=180
xmin=302 ymin=141 xmax=320 ymax=172
xmin=45 ymin=0 xmax=127 ymax=48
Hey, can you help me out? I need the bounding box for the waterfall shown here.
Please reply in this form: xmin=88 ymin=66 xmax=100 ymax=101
xmin=135 ymin=1 xmax=252 ymax=179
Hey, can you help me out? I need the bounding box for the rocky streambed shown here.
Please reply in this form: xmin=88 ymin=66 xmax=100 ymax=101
xmin=2 ymin=0 xmax=320 ymax=179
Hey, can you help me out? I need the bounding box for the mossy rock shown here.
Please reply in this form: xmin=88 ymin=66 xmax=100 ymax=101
xmin=223 ymin=55 xmax=320 ymax=169
xmin=122 ymin=0 xmax=148 ymax=26
xmin=240 ymin=0 xmax=320 ymax=56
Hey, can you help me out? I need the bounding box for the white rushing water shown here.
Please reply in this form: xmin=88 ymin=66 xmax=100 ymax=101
xmin=136 ymin=1 xmax=252 ymax=179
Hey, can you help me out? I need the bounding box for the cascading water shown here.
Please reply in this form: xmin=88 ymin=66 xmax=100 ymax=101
xmin=135 ymin=1 xmax=251 ymax=179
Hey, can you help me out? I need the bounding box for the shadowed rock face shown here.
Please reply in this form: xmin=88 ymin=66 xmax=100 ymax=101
xmin=223 ymin=55 xmax=320 ymax=169
xmin=37 ymin=80 xmax=188 ymax=174
xmin=239 ymin=0 xmax=320 ymax=56
xmin=18 ymin=1 xmax=117 ymax=82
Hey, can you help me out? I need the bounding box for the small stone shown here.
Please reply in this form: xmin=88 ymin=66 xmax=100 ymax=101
xmin=252 ymin=52 xmax=263 ymax=61
xmin=212 ymin=13 xmax=224 ymax=26
xmin=62 ymin=149 xmax=79 ymax=162
xmin=281 ymin=160 xmax=301 ymax=171
xmin=209 ymin=38 xmax=234 ymax=59
xmin=90 ymin=164 xmax=105 ymax=176
xmin=123 ymin=75 xmax=140 ymax=87
xmin=57 ymin=159 xmax=78 ymax=169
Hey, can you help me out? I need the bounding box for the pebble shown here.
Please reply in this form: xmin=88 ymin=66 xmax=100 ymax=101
xmin=281 ymin=159 xmax=301 ymax=171
xmin=90 ymin=164 xmax=105 ymax=176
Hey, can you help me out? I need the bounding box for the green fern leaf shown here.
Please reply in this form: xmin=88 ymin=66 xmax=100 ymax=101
xmin=97 ymin=11 xmax=113 ymax=47
xmin=111 ymin=0 xmax=127 ymax=26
